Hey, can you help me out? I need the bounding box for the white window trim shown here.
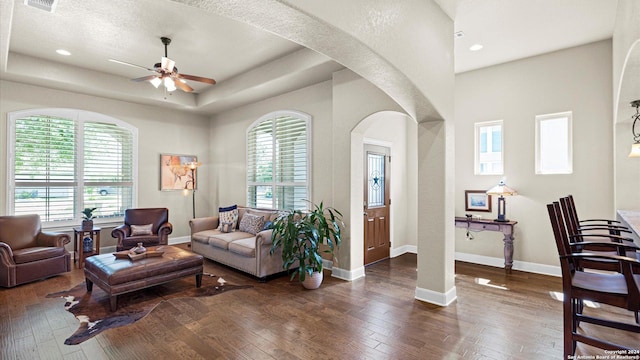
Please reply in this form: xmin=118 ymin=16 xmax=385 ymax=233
xmin=246 ymin=110 xmax=312 ymax=210
xmin=7 ymin=108 xmax=139 ymax=228
xmin=474 ymin=120 xmax=504 ymax=175
xmin=535 ymin=111 xmax=573 ymax=175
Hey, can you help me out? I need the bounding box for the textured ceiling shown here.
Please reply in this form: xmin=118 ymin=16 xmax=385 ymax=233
xmin=0 ymin=0 xmax=622 ymax=115
xmin=438 ymin=0 xmax=618 ymax=73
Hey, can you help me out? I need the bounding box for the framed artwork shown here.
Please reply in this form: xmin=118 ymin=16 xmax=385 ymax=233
xmin=465 ymin=190 xmax=492 ymax=212
xmin=160 ymin=154 xmax=198 ymax=190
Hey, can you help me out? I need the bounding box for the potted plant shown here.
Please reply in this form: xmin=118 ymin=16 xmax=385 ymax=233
xmin=81 ymin=207 xmax=97 ymax=230
xmin=270 ymin=201 xmax=343 ymax=289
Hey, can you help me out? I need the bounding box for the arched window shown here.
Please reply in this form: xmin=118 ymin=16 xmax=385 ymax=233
xmin=7 ymin=108 xmax=137 ymax=226
xmin=246 ymin=111 xmax=311 ymax=210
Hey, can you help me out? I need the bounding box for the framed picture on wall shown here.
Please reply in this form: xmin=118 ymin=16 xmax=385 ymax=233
xmin=160 ymin=154 xmax=198 ymax=190
xmin=465 ymin=190 xmax=492 ymax=212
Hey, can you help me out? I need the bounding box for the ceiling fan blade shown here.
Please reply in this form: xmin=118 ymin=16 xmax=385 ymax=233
xmin=161 ymin=57 xmax=175 ymax=72
xmin=177 ymin=73 xmax=216 ymax=85
xmin=131 ymin=75 xmax=159 ymax=82
xmin=173 ymin=78 xmax=194 ymax=93
xmin=109 ymin=59 xmax=155 ymax=72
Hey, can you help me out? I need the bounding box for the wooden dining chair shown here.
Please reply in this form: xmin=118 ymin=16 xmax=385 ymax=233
xmin=563 ymin=195 xmax=632 ymax=236
xmin=558 ymin=196 xmax=639 ymax=272
xmin=547 ymin=201 xmax=640 ymax=357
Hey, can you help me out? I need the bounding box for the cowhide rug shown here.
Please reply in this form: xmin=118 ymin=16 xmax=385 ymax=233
xmin=46 ymin=274 xmax=252 ymax=345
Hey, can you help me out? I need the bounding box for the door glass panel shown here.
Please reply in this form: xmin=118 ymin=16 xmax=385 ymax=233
xmin=367 ymin=153 xmax=385 ymax=207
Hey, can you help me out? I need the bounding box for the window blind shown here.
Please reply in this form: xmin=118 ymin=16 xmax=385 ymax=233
xmin=14 ymin=116 xmax=76 ymax=222
xmin=247 ymin=112 xmax=310 ymax=210
xmin=83 ymin=122 xmax=134 ymax=219
xmin=10 ymin=110 xmax=136 ymax=225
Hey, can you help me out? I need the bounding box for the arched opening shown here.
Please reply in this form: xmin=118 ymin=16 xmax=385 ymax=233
xmin=346 ymin=110 xmax=418 ymax=277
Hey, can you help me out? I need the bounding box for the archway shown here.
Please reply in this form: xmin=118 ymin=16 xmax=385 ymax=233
xmin=348 ymin=111 xmax=418 ymax=276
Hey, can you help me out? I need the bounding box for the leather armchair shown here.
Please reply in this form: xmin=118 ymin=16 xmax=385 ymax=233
xmin=0 ymin=214 xmax=71 ymax=288
xmin=112 ymin=208 xmax=173 ymax=251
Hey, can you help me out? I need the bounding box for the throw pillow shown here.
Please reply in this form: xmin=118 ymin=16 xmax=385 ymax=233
xmin=130 ymin=224 xmax=153 ymax=236
xmin=220 ymin=222 xmax=234 ymax=233
xmin=238 ymin=213 xmax=264 ymax=235
xmin=217 ymin=205 xmax=238 ymax=232
xmin=263 ymin=220 xmax=272 ymax=230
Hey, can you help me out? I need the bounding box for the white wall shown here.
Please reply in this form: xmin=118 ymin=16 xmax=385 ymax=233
xmin=331 ymin=69 xmax=407 ymax=275
xmin=454 ymin=40 xmax=613 ymax=271
xmin=0 ymin=80 xmax=210 ymax=247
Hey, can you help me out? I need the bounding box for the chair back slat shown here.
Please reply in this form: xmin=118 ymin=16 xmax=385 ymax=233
xmin=547 ymin=202 xmax=575 ymax=279
xmin=560 ymin=196 xmax=580 ymax=240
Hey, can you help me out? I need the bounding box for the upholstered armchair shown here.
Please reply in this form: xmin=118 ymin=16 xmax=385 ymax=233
xmin=112 ymin=208 xmax=173 ymax=251
xmin=0 ymin=214 xmax=71 ymax=288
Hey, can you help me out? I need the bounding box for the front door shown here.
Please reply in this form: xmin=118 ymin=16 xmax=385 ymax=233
xmin=364 ymin=145 xmax=390 ymax=265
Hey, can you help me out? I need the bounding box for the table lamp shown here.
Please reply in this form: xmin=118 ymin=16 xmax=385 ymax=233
xmin=486 ymin=179 xmax=517 ymax=222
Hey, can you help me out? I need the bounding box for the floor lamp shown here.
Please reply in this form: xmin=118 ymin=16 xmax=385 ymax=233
xmin=185 ymin=161 xmax=201 ymax=218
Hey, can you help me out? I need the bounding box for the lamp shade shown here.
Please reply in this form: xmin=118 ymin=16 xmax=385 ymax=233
xmin=630 ymin=143 xmax=640 ymax=158
xmin=186 ymin=161 xmax=201 ymax=169
xmin=486 ymin=181 xmax=517 ymax=196
xmin=149 ymin=77 xmax=162 ymax=88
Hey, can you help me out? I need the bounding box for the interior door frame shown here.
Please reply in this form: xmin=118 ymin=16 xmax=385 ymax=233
xmin=363 ymin=142 xmax=391 ymax=265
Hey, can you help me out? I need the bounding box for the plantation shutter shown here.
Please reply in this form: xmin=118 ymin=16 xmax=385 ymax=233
xmin=247 ymin=112 xmax=310 ymax=210
xmin=10 ymin=110 xmax=136 ymax=226
xmin=83 ymin=122 xmax=134 ymax=218
xmin=14 ymin=116 xmax=77 ymax=222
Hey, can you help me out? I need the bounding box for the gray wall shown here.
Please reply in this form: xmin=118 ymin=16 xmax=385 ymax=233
xmin=454 ymin=40 xmax=614 ymax=273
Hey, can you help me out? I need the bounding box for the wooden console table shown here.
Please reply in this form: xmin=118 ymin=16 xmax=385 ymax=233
xmin=454 ymin=216 xmax=518 ymax=273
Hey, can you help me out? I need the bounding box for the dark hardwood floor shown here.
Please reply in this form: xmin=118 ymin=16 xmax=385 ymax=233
xmin=1 ymin=244 xmax=638 ymax=359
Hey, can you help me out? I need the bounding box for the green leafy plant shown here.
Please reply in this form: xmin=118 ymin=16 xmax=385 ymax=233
xmin=81 ymin=207 xmax=97 ymax=221
xmin=269 ymin=201 xmax=343 ymax=282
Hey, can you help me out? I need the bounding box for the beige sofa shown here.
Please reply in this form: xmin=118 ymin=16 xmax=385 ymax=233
xmin=189 ymin=206 xmax=285 ymax=280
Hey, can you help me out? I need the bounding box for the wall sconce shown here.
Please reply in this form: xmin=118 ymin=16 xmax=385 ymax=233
xmin=184 ymin=161 xmax=201 ymax=218
xmin=629 ymin=100 xmax=640 ymax=158
xmin=486 ymin=178 xmax=517 ymax=222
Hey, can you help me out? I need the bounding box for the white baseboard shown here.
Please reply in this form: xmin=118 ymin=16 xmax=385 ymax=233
xmin=455 ymin=252 xmax=560 ymax=277
xmin=169 ymin=236 xmax=191 ymax=245
xmin=415 ymin=285 xmax=457 ymax=306
xmin=331 ymin=266 xmax=366 ymax=281
xmin=391 ymin=245 xmax=417 ymax=257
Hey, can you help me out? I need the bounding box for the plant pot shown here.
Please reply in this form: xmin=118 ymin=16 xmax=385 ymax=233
xmin=81 ymin=220 xmax=93 ymax=230
xmin=302 ymin=271 xmax=323 ymax=290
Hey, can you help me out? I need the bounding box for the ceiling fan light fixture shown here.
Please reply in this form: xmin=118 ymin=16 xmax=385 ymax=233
xmin=164 ymin=77 xmax=177 ymax=92
xmin=113 ymin=36 xmax=216 ymax=93
xmin=150 ymin=77 xmax=162 ymax=88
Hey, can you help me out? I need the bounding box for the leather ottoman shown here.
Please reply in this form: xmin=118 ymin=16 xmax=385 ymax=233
xmin=84 ymin=245 xmax=203 ymax=311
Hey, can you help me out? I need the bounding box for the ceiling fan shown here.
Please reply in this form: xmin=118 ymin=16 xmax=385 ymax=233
xmin=109 ymin=37 xmax=216 ymax=93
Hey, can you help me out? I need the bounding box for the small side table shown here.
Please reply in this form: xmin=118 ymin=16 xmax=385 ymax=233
xmin=73 ymin=227 xmax=101 ymax=269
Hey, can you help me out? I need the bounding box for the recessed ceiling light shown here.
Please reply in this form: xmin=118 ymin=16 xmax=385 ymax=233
xmin=469 ymin=44 xmax=483 ymax=51
xmin=454 ymin=31 xmax=465 ymax=38
xmin=56 ymin=49 xmax=71 ymax=56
